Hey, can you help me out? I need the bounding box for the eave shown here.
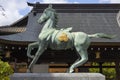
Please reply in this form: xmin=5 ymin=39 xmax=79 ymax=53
xmin=0 ymin=27 xmax=26 ymax=35
xmin=0 ymin=15 xmax=28 ymax=35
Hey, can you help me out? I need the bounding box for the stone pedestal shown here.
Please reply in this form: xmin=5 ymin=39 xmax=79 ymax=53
xmin=10 ymin=73 xmax=105 ymax=80
xmin=32 ymin=64 xmax=49 ymax=73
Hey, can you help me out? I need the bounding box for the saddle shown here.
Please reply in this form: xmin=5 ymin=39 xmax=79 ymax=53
xmin=50 ymin=27 xmax=73 ymax=43
xmin=40 ymin=27 xmax=73 ymax=42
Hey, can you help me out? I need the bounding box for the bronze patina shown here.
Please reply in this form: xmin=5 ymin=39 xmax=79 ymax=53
xmin=27 ymin=4 xmax=115 ymax=73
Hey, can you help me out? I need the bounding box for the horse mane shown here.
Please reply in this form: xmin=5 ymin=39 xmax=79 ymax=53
xmin=45 ymin=7 xmax=58 ymax=25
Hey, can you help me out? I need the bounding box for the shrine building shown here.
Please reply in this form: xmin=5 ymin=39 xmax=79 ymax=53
xmin=0 ymin=2 xmax=120 ymax=80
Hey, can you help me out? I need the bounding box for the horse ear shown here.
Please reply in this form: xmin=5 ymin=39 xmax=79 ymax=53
xmin=48 ymin=4 xmax=52 ymax=8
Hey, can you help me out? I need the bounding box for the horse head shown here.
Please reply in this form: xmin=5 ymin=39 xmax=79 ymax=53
xmin=38 ymin=4 xmax=58 ymax=24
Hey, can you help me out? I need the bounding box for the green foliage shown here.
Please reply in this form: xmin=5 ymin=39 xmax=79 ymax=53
xmin=102 ymin=62 xmax=116 ymax=79
xmin=89 ymin=62 xmax=99 ymax=72
xmin=89 ymin=62 xmax=116 ymax=80
xmin=0 ymin=59 xmax=14 ymax=80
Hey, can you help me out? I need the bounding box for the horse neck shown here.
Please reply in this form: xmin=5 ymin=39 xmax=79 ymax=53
xmin=41 ymin=17 xmax=56 ymax=32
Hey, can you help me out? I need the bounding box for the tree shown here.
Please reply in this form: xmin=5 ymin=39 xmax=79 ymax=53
xmin=0 ymin=5 xmax=6 ymax=16
xmin=0 ymin=59 xmax=14 ymax=80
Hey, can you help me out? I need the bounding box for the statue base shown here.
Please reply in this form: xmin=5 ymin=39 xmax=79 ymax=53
xmin=10 ymin=73 xmax=105 ymax=80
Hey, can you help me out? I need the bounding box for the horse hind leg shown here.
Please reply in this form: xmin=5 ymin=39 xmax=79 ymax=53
xmin=68 ymin=47 xmax=88 ymax=73
xmin=66 ymin=51 xmax=81 ymax=73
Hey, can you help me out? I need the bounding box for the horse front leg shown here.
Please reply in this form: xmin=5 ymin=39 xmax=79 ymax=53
xmin=27 ymin=42 xmax=39 ymax=59
xmin=27 ymin=42 xmax=46 ymax=73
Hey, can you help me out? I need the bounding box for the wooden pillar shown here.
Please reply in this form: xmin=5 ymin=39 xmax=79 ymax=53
xmin=14 ymin=58 xmax=17 ymax=72
xmin=95 ymin=51 xmax=103 ymax=73
xmin=99 ymin=62 xmax=103 ymax=73
xmin=115 ymin=50 xmax=120 ymax=80
xmin=115 ymin=61 xmax=120 ymax=80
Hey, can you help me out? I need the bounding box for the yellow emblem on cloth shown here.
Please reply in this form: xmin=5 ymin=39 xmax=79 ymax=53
xmin=58 ymin=33 xmax=69 ymax=42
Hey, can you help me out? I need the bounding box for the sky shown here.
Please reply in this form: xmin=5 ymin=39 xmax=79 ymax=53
xmin=0 ymin=0 xmax=120 ymax=26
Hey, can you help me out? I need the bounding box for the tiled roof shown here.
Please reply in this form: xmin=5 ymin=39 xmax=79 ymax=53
xmin=0 ymin=4 xmax=120 ymax=44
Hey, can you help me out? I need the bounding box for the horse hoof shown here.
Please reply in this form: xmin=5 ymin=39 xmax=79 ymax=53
xmin=66 ymin=69 xmax=74 ymax=73
xmin=26 ymin=69 xmax=31 ymax=73
xmin=69 ymin=69 xmax=74 ymax=73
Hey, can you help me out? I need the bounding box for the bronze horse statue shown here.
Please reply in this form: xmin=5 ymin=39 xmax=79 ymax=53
xmin=27 ymin=5 xmax=115 ymax=73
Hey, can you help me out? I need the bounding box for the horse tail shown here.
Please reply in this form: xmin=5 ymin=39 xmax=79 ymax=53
xmin=88 ymin=33 xmax=116 ymax=39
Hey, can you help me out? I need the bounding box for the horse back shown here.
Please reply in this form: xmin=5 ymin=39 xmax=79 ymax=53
xmin=72 ymin=32 xmax=90 ymax=46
